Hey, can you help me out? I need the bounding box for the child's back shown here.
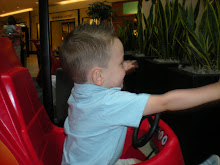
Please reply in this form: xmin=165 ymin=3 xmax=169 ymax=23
xmin=61 ymin=83 xmax=149 ymax=165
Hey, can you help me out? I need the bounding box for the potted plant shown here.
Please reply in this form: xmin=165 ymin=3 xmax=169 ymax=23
xmin=136 ymin=0 xmax=144 ymax=54
xmin=162 ymin=1 xmax=220 ymax=164
xmin=87 ymin=1 xmax=114 ymax=23
xmin=131 ymin=0 xmax=195 ymax=94
xmin=129 ymin=0 xmax=220 ymax=163
xmin=123 ymin=0 xmax=186 ymax=94
xmin=167 ymin=0 xmax=220 ymax=89
xmin=117 ymin=20 xmax=138 ymax=57
xmin=177 ymin=0 xmax=219 ymax=73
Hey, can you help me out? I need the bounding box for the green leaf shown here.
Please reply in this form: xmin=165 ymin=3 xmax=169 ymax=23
xmin=150 ymin=44 xmax=161 ymax=57
xmin=158 ymin=0 xmax=169 ymax=59
xmin=179 ymin=4 xmax=188 ymax=27
xmin=182 ymin=0 xmax=186 ymax=7
xmin=187 ymin=2 xmax=194 ymax=29
xmin=207 ymin=3 xmax=219 ymax=47
xmin=137 ymin=1 xmax=144 ymax=52
xmin=198 ymin=8 xmax=208 ymax=49
xmin=148 ymin=3 xmax=154 ymax=25
xmin=188 ymin=32 xmax=206 ymax=56
xmin=194 ymin=0 xmax=200 ymax=21
xmin=215 ymin=0 xmax=220 ymax=25
xmin=165 ymin=0 xmax=171 ymax=27
xmin=152 ymin=0 xmax=156 ymax=4
xmin=207 ymin=2 xmax=220 ymax=70
xmin=172 ymin=0 xmax=179 ymax=25
xmin=187 ymin=34 xmax=211 ymax=68
xmin=176 ymin=37 xmax=194 ymax=65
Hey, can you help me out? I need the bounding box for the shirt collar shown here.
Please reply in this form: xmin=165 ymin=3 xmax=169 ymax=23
xmin=73 ymin=83 xmax=121 ymax=95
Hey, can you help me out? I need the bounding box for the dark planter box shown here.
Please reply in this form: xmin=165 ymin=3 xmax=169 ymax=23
xmin=124 ymin=58 xmax=179 ymax=94
xmin=56 ymin=68 xmax=74 ymax=126
xmin=161 ymin=68 xmax=220 ymax=165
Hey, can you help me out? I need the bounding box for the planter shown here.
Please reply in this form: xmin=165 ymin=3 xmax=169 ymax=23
xmin=161 ymin=68 xmax=220 ymax=165
xmin=56 ymin=68 xmax=74 ymax=126
xmin=124 ymin=58 xmax=179 ymax=94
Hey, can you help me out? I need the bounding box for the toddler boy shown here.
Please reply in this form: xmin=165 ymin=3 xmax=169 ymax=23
xmin=60 ymin=23 xmax=220 ymax=165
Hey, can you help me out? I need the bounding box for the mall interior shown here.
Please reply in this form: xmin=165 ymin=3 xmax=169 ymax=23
xmin=0 ymin=0 xmax=144 ymax=124
xmin=0 ymin=0 xmax=142 ymax=119
xmin=0 ymin=0 xmax=140 ymax=69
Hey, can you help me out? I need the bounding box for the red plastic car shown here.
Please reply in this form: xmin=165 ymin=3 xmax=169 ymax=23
xmin=0 ymin=37 xmax=184 ymax=165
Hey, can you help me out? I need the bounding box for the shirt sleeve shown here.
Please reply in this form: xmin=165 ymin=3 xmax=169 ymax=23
xmin=100 ymin=90 xmax=150 ymax=128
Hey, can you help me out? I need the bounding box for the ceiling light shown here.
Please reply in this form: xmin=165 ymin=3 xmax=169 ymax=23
xmin=0 ymin=8 xmax=33 ymax=17
xmin=58 ymin=0 xmax=86 ymax=5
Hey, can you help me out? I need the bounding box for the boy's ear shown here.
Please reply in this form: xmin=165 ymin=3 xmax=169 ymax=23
xmin=92 ymin=68 xmax=104 ymax=86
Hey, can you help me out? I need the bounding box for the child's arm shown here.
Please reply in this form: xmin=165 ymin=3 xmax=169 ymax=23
xmin=143 ymin=80 xmax=220 ymax=116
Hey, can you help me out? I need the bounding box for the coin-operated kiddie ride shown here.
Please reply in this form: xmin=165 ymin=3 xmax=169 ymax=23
xmin=0 ymin=37 xmax=184 ymax=165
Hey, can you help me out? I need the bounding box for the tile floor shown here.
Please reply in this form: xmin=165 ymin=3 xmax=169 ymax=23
xmin=26 ymin=54 xmax=43 ymax=104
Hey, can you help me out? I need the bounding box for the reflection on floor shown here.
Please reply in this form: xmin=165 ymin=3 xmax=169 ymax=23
xmin=26 ymin=54 xmax=39 ymax=78
xmin=26 ymin=54 xmax=43 ymax=103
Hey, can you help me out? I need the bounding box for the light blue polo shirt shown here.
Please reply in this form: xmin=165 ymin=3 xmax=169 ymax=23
xmin=62 ymin=83 xmax=150 ymax=165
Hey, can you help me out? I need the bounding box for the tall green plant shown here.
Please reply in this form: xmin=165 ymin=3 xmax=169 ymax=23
xmin=137 ymin=0 xmax=144 ymax=53
xmin=179 ymin=4 xmax=209 ymax=69
xmin=207 ymin=1 xmax=220 ymax=70
xmin=158 ymin=0 xmax=169 ymax=59
xmin=178 ymin=0 xmax=220 ymax=71
xmin=147 ymin=0 xmax=186 ymax=60
xmin=143 ymin=2 xmax=155 ymax=56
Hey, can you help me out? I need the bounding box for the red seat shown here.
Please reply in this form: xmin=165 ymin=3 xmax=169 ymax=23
xmin=0 ymin=37 xmax=65 ymax=165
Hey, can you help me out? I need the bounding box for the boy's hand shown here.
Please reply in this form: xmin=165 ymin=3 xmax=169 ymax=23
xmin=123 ymin=60 xmax=139 ymax=75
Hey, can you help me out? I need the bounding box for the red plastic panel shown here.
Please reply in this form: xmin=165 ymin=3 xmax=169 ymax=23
xmin=121 ymin=119 xmax=184 ymax=165
xmin=0 ymin=37 xmax=65 ymax=165
xmin=0 ymin=37 xmax=21 ymax=72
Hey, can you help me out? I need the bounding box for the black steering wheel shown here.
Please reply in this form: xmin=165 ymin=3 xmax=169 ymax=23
xmin=132 ymin=114 xmax=160 ymax=149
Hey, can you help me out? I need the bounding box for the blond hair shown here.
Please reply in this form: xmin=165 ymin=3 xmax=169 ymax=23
xmin=60 ymin=23 xmax=117 ymax=84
